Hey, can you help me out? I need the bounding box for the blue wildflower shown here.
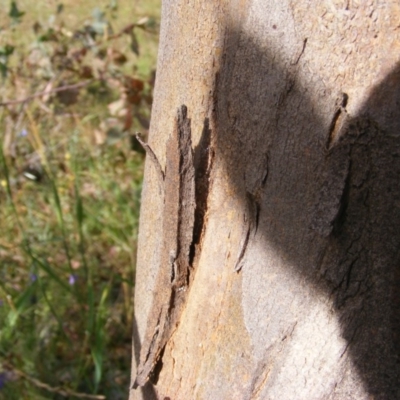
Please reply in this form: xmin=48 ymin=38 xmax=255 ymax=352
xmin=18 ymin=129 xmax=28 ymax=138
xmin=0 ymin=372 xmax=8 ymax=389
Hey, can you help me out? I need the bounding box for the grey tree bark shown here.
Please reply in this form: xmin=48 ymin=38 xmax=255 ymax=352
xmin=130 ymin=1 xmax=400 ymax=399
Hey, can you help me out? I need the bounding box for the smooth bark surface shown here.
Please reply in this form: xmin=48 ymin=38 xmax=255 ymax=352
xmin=130 ymin=1 xmax=400 ymax=399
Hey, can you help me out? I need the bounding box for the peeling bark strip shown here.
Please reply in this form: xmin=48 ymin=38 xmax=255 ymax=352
xmin=135 ymin=134 xmax=165 ymax=195
xmin=133 ymin=105 xmax=196 ymax=388
xmin=311 ymin=96 xmax=352 ymax=237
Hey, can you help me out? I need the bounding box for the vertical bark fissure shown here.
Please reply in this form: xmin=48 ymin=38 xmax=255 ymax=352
xmin=190 ymin=116 xmax=214 ymax=266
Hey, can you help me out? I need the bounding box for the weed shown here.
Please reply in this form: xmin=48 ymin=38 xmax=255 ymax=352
xmin=0 ymin=1 xmax=160 ymax=398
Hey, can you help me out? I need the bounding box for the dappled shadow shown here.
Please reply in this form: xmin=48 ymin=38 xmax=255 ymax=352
xmin=213 ymin=25 xmax=400 ymax=398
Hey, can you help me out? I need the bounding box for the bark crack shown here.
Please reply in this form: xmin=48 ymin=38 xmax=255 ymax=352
xmin=191 ymin=116 xmax=214 ymax=265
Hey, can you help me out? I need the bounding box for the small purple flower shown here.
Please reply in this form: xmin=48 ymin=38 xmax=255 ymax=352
xmin=30 ymin=273 xmax=37 ymax=282
xmin=0 ymin=372 xmax=8 ymax=389
xmin=68 ymin=274 xmax=77 ymax=285
xmin=18 ymin=128 xmax=28 ymax=138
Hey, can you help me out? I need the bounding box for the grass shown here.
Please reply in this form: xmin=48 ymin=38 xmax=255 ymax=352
xmin=0 ymin=0 xmax=160 ymax=398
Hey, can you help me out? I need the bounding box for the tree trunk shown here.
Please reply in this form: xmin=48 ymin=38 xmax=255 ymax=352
xmin=130 ymin=1 xmax=400 ymax=399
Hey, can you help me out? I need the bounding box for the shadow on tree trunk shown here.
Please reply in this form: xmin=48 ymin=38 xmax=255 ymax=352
xmin=213 ymin=25 xmax=400 ymax=398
